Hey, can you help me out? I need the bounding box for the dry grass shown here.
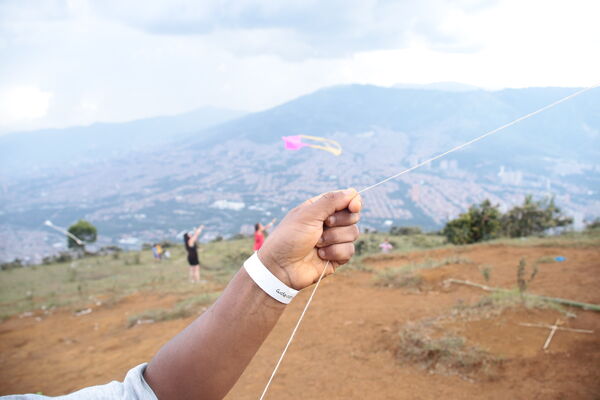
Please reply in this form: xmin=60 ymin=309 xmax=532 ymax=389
xmin=373 ymin=269 xmax=423 ymax=289
xmin=536 ymin=255 xmax=558 ymax=264
xmin=373 ymin=256 xmax=472 ymax=289
xmin=393 ymin=323 xmax=502 ymax=379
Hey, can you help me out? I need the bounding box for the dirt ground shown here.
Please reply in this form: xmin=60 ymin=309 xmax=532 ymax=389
xmin=1 ymin=244 xmax=599 ymax=399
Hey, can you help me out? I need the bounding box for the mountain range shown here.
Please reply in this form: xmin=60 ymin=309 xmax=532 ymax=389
xmin=1 ymin=84 xmax=598 ymax=263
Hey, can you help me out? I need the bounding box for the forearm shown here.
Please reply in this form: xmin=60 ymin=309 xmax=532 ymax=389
xmin=143 ymin=189 xmax=361 ymax=400
xmin=144 ymin=267 xmax=285 ymax=400
xmin=191 ymin=229 xmax=202 ymax=243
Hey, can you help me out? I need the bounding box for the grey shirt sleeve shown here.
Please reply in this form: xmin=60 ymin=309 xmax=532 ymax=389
xmin=2 ymin=363 xmax=158 ymax=400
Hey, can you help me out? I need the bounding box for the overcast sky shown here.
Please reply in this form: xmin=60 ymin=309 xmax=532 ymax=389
xmin=1 ymin=0 xmax=599 ymax=134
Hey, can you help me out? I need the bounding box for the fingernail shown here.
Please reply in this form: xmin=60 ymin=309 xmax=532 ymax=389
xmin=327 ymin=216 xmax=335 ymax=225
xmin=318 ymin=248 xmax=326 ymax=258
xmin=318 ymin=236 xmax=324 ymax=244
xmin=343 ymin=188 xmax=355 ymax=196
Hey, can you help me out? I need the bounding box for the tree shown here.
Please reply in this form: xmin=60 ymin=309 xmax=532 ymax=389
xmin=502 ymin=196 xmax=572 ymax=237
xmin=67 ymin=220 xmax=97 ymax=249
xmin=442 ymin=199 xmax=502 ymax=245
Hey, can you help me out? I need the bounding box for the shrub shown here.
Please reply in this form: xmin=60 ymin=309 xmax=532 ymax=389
xmin=443 ymin=200 xmax=502 ymax=244
xmin=479 ymin=264 xmax=492 ymax=282
xmin=99 ymin=245 xmax=123 ymax=253
xmin=585 ymin=218 xmax=600 ymax=231
xmin=389 ymin=226 xmax=422 ymax=236
xmin=354 ymin=236 xmax=382 ymax=256
xmin=42 ymin=252 xmax=75 ymax=265
xmin=443 ymin=196 xmax=573 ymax=243
xmin=1 ymin=259 xmax=24 ymax=270
xmin=502 ymin=195 xmax=572 ymax=237
xmin=516 ymin=258 xmax=538 ymax=301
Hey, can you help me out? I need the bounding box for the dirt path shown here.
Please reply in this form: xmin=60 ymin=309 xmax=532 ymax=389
xmin=1 ymin=245 xmax=599 ymax=399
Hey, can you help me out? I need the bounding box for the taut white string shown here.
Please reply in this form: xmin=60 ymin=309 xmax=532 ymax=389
xmin=258 ymin=83 xmax=599 ymax=399
xmin=358 ymin=83 xmax=600 ymax=194
xmin=258 ymin=261 xmax=330 ymax=400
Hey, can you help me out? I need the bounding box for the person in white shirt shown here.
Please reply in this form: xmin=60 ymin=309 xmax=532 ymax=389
xmin=5 ymin=188 xmax=362 ymax=400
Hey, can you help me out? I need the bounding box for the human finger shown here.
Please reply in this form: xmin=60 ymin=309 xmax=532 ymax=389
xmin=325 ymin=210 xmax=360 ymax=227
xmin=317 ymin=242 xmax=355 ymax=264
xmin=301 ymin=188 xmax=358 ymax=221
xmin=316 ymin=225 xmax=359 ymax=248
xmin=348 ymin=193 xmax=362 ymax=214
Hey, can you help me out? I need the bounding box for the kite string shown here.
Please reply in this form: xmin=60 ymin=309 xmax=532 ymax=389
xmin=258 ymin=82 xmax=599 ymax=399
xmin=359 ymin=83 xmax=600 ymax=194
xmin=258 ymin=260 xmax=330 ymax=400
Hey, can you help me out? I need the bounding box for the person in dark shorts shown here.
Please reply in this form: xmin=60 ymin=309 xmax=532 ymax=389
xmin=183 ymin=225 xmax=204 ymax=283
xmin=7 ymin=189 xmax=362 ymax=400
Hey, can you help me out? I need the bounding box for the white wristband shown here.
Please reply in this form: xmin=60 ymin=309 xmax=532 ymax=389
xmin=243 ymin=252 xmax=298 ymax=304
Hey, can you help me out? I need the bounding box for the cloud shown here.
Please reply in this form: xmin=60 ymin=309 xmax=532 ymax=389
xmin=0 ymin=0 xmax=598 ymax=134
xmin=0 ymin=86 xmax=52 ymax=128
xmin=90 ymin=0 xmax=495 ymax=58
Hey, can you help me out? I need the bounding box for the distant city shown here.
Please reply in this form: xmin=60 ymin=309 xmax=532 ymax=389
xmin=1 ymin=85 xmax=599 ymax=263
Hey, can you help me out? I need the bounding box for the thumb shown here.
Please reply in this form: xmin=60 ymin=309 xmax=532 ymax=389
xmin=302 ymin=188 xmax=357 ymax=222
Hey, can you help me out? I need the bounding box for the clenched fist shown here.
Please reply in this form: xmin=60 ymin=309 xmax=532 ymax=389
xmin=258 ymin=188 xmax=362 ymax=290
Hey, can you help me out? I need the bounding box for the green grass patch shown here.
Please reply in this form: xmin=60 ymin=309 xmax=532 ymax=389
xmin=484 ymin=231 xmax=600 ymax=249
xmin=0 ymin=237 xmax=256 ymax=318
xmin=1 ymin=230 xmax=594 ymax=319
xmin=355 ymin=233 xmax=447 ymax=257
xmin=474 ymin=289 xmax=564 ymax=313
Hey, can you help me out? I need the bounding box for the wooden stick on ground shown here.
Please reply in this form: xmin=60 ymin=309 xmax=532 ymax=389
xmin=543 ymin=319 xmax=561 ymax=350
xmin=519 ymin=320 xmax=594 ymax=351
xmin=519 ymin=323 xmax=594 ymax=334
xmin=444 ymin=279 xmax=600 ymax=312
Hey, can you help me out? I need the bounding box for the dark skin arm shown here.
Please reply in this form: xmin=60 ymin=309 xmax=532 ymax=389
xmin=144 ymin=189 xmax=362 ymax=400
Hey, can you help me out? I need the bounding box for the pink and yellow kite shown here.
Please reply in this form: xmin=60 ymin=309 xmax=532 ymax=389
xmin=281 ymin=135 xmax=342 ymax=156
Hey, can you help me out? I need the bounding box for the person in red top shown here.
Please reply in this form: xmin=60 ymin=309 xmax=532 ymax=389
xmin=253 ymin=218 xmax=276 ymax=250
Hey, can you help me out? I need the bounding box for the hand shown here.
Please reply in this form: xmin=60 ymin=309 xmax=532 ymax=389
xmin=258 ymin=189 xmax=362 ymax=290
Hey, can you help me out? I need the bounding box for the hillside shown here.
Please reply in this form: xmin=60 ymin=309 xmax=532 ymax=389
xmin=0 ymin=106 xmax=245 ymax=178
xmin=1 ymin=235 xmax=599 ymax=398
xmin=1 ymin=85 xmax=599 ymax=263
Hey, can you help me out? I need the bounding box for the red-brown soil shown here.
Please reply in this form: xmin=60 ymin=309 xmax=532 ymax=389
xmin=1 ymin=244 xmax=599 ymax=399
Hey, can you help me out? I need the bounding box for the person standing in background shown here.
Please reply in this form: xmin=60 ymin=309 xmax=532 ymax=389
xmin=184 ymin=225 xmax=204 ymax=283
xmin=151 ymin=244 xmax=160 ymax=261
xmin=5 ymin=189 xmax=362 ymax=400
xmin=379 ymin=237 xmax=393 ymax=253
xmin=156 ymin=243 xmax=163 ymax=260
xmin=253 ymin=218 xmax=276 ymax=251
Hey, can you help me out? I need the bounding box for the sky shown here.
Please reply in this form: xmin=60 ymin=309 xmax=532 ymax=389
xmin=0 ymin=0 xmax=599 ymax=134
